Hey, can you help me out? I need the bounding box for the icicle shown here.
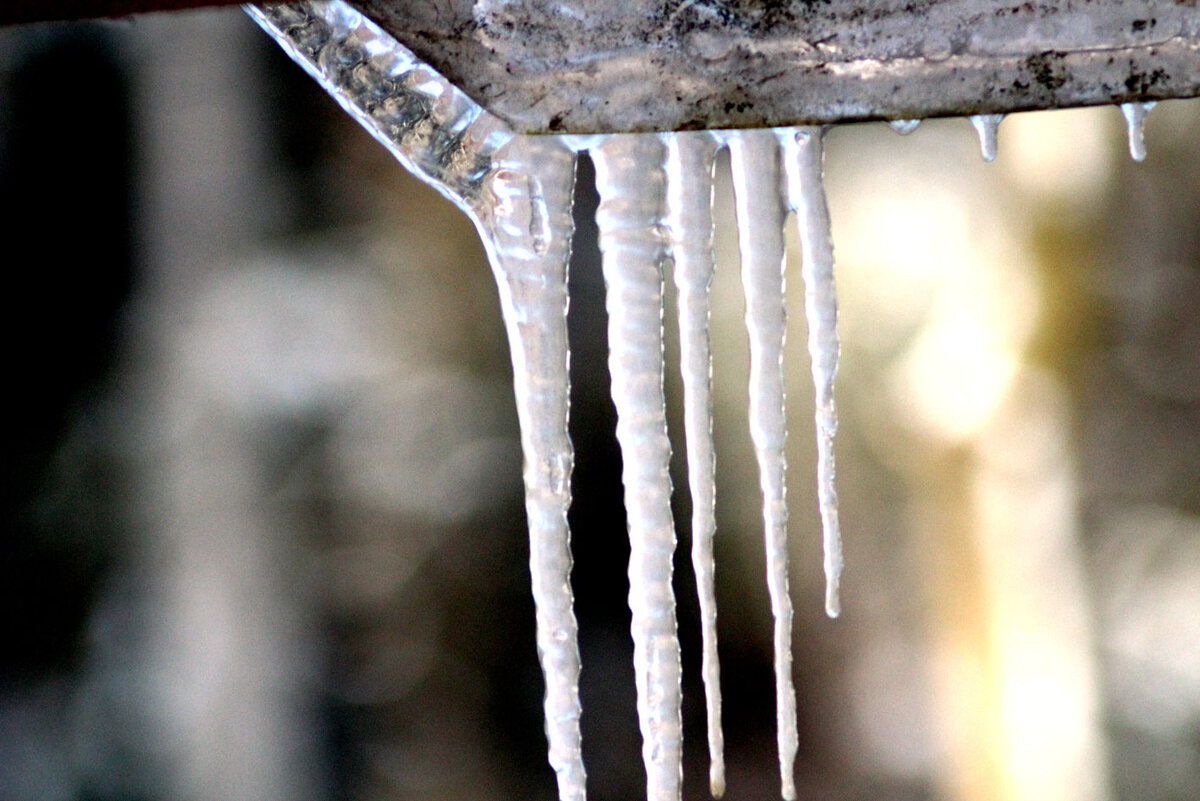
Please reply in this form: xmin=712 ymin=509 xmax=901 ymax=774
xmin=475 ymin=135 xmax=585 ymax=801
xmin=969 ymin=114 xmax=1005 ymax=162
xmin=591 ymin=135 xmax=683 ymax=801
xmin=727 ymin=129 xmax=798 ymax=801
xmin=780 ymin=127 xmax=842 ymax=619
xmin=663 ymin=130 xmax=725 ymax=799
xmin=1121 ymin=101 xmax=1156 ymax=162
xmin=889 ymin=119 xmax=922 ymax=135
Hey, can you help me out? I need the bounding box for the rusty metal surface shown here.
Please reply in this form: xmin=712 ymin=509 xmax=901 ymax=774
xmin=352 ymin=0 xmax=1200 ymax=134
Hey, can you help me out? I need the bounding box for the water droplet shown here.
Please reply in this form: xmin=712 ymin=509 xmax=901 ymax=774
xmin=889 ymin=119 xmax=921 ymax=135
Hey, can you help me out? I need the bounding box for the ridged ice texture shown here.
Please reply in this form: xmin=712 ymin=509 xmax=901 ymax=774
xmin=969 ymin=114 xmax=1005 ymax=162
xmin=479 ymin=136 xmax=586 ymax=801
xmin=248 ymin=2 xmax=513 ymax=217
xmin=1121 ymin=101 xmax=1156 ymax=162
xmin=780 ymin=128 xmax=843 ymax=620
xmin=590 ymin=135 xmax=683 ymax=801
xmin=250 ymin=7 xmax=587 ymax=801
xmin=727 ymin=129 xmax=799 ymax=801
xmin=663 ymin=130 xmax=725 ymax=800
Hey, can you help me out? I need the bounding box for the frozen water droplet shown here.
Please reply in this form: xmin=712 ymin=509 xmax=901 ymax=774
xmin=889 ymin=119 xmax=921 ymax=135
xmin=727 ymin=128 xmax=798 ymax=801
xmin=591 ymin=134 xmax=683 ymax=801
xmin=780 ymin=127 xmax=843 ymax=621
xmin=1121 ymin=101 xmax=1156 ymax=162
xmin=663 ymin=129 xmax=726 ymax=800
xmin=969 ymin=114 xmax=1005 ymax=162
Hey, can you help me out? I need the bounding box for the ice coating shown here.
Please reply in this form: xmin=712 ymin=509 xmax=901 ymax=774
xmin=663 ymin=130 xmax=725 ymax=799
xmin=970 ymin=114 xmax=1005 ymax=162
xmin=252 ymin=5 xmax=863 ymax=797
xmin=477 ymin=136 xmax=586 ymax=801
xmin=727 ymin=129 xmax=799 ymax=801
xmin=889 ymin=119 xmax=922 ymax=135
xmin=591 ymin=135 xmax=684 ymax=801
xmin=1121 ymin=101 xmax=1156 ymax=162
xmin=780 ymin=127 xmax=842 ymax=619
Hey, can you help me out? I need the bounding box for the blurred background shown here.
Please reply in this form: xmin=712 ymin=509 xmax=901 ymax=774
xmin=1 ymin=7 xmax=1200 ymax=801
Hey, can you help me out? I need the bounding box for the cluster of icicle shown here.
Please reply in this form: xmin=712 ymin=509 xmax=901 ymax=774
xmin=896 ymin=102 xmax=1158 ymax=163
xmin=251 ymin=3 xmax=1160 ymax=801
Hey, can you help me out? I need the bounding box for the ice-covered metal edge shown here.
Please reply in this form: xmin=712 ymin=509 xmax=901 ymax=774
xmin=247 ymin=1 xmax=514 ymax=213
xmin=354 ymin=0 xmax=1200 ymax=134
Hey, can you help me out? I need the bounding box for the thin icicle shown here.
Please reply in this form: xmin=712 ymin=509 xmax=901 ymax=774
xmin=969 ymin=114 xmax=1005 ymax=162
xmin=780 ymin=127 xmax=842 ymax=619
xmin=1121 ymin=101 xmax=1156 ymax=162
xmin=475 ymin=135 xmax=585 ymax=801
xmin=591 ymin=135 xmax=683 ymax=801
xmin=663 ymin=130 xmax=725 ymax=800
xmin=727 ymin=129 xmax=798 ymax=801
xmin=889 ymin=119 xmax=922 ymax=135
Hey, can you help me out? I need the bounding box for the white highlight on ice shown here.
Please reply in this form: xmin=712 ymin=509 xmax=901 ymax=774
xmin=1121 ymin=101 xmax=1156 ymax=162
xmin=727 ymin=129 xmax=799 ymax=801
xmin=663 ymin=130 xmax=726 ymax=799
xmin=780 ymin=127 xmax=843 ymax=619
xmin=889 ymin=119 xmax=922 ymax=135
xmin=591 ymin=135 xmax=684 ymax=801
xmin=970 ymin=114 xmax=1005 ymax=162
xmin=477 ymin=136 xmax=586 ymax=801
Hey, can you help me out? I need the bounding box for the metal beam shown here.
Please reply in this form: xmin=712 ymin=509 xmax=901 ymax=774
xmin=353 ymin=0 xmax=1200 ymax=134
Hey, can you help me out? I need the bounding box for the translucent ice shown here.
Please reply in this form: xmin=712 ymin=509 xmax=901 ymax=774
xmin=591 ymin=135 xmax=684 ymax=801
xmin=1121 ymin=101 xmax=1156 ymax=162
xmin=780 ymin=128 xmax=843 ymax=619
xmin=663 ymin=130 xmax=726 ymax=799
xmin=727 ymin=129 xmax=799 ymax=800
xmin=889 ymin=119 xmax=922 ymax=135
xmin=970 ymin=114 xmax=1005 ymax=162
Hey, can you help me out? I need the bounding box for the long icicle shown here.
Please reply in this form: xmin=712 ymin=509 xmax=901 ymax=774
xmin=727 ymin=129 xmax=798 ymax=801
xmin=591 ymin=135 xmax=683 ymax=801
xmin=664 ymin=130 xmax=725 ymax=799
xmin=781 ymin=127 xmax=843 ymax=619
xmin=475 ymin=135 xmax=586 ymax=801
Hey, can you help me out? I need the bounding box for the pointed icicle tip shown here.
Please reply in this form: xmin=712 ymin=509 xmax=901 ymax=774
xmin=1121 ymin=101 xmax=1156 ymax=162
xmin=825 ymin=576 xmax=841 ymax=619
xmin=710 ymin=767 xmax=726 ymax=799
xmin=969 ymin=114 xmax=1004 ymax=162
xmin=889 ymin=118 xmax=921 ymax=136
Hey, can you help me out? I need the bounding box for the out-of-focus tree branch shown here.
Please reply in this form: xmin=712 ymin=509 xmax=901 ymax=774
xmin=0 ymin=0 xmax=301 ymax=25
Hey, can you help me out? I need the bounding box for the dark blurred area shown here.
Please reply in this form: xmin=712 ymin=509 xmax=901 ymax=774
xmin=0 ymin=8 xmax=1199 ymax=801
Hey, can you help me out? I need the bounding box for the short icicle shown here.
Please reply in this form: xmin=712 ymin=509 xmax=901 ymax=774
xmin=780 ymin=127 xmax=843 ymax=619
xmin=475 ymin=135 xmax=586 ymax=801
xmin=888 ymin=119 xmax=922 ymax=136
xmin=663 ymin=130 xmax=725 ymax=799
xmin=590 ymin=134 xmax=683 ymax=801
xmin=969 ymin=114 xmax=1005 ymax=162
xmin=1120 ymin=101 xmax=1156 ymax=162
xmin=727 ymin=129 xmax=799 ymax=801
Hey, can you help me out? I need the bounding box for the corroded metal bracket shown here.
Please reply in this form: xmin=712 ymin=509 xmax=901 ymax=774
xmin=353 ymin=0 xmax=1200 ymax=134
